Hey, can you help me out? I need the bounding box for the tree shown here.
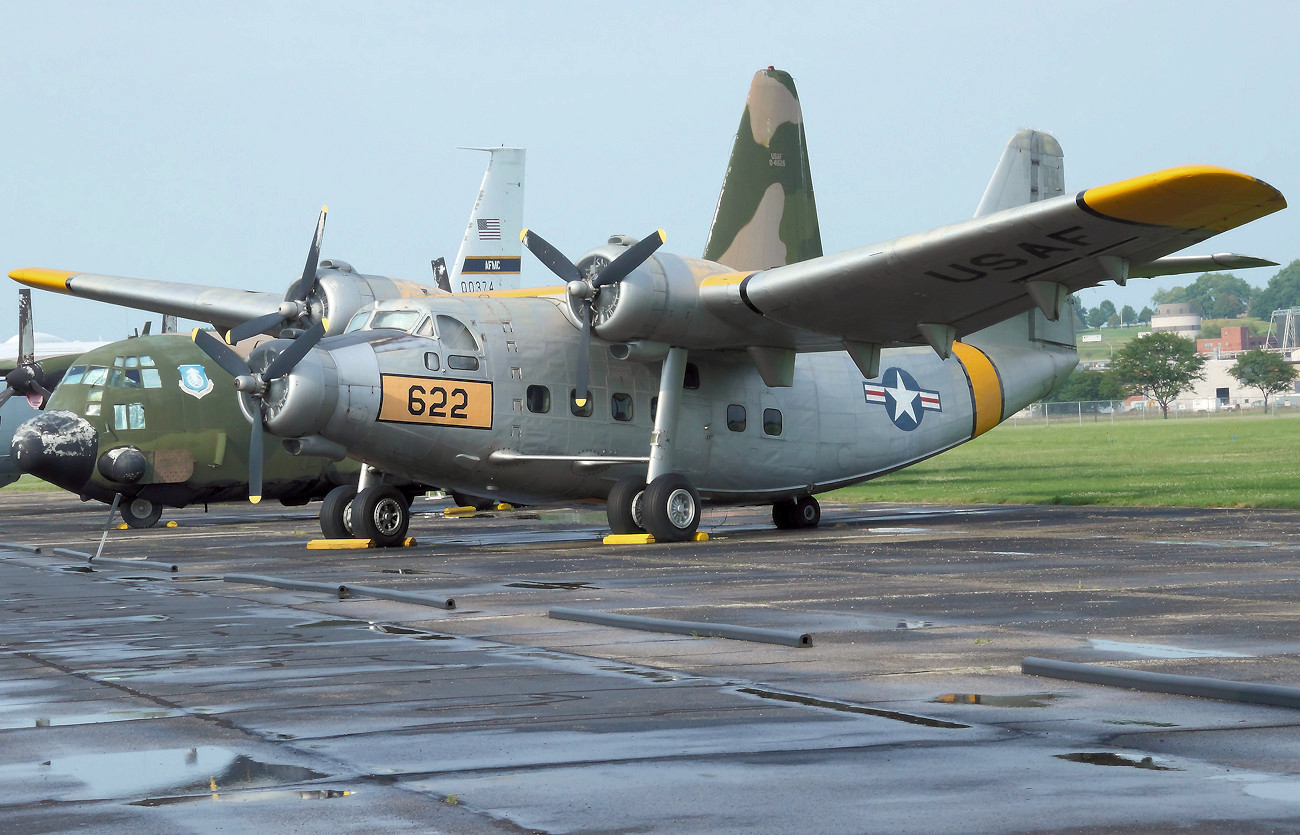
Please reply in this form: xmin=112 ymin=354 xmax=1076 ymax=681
xmin=1138 ymin=306 xmax=1153 ymax=324
xmin=1151 ymin=273 xmax=1255 ymax=318
xmin=1110 ymin=332 xmax=1206 ymax=418
xmin=1088 ymin=299 xmax=1116 ymax=328
xmin=1228 ymin=348 xmax=1299 ymax=409
xmin=1121 ymin=305 xmax=1137 ymax=326
xmin=1250 ymin=260 xmax=1300 ymax=319
xmin=1045 ymin=368 xmax=1127 ymax=403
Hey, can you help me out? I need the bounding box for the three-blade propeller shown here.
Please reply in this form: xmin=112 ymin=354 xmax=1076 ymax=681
xmin=192 ymin=211 xmax=331 ymax=503
xmin=0 ymin=289 xmax=51 ymax=415
xmin=520 ymin=229 xmax=665 ymax=406
xmin=225 ymin=207 xmax=328 ymax=344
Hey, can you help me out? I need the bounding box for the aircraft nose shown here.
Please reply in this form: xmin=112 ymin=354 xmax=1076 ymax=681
xmin=11 ymin=410 xmax=98 ymax=492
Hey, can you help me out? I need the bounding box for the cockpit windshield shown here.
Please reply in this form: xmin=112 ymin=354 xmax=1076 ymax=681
xmin=369 ymin=310 xmax=423 ymax=332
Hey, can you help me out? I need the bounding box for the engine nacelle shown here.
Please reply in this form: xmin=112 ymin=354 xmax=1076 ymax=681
xmin=312 ymin=262 xmax=445 ymax=336
xmin=575 ymin=243 xmax=789 ymax=351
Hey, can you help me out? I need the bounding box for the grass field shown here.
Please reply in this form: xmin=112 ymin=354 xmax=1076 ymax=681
xmin=832 ymin=412 xmax=1300 ymax=509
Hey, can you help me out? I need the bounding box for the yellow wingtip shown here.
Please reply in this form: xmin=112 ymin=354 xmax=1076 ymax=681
xmin=9 ymin=268 xmax=77 ymax=293
xmin=1081 ymin=165 xmax=1286 ymax=231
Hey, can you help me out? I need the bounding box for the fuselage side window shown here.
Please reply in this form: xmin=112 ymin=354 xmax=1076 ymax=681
xmin=447 ymin=355 xmax=479 ymax=371
xmin=436 ymin=315 xmax=480 ymax=352
xmin=570 ymin=389 xmax=593 ymax=417
xmin=424 ymin=352 xmax=441 ymax=372
xmin=611 ymin=392 xmax=633 ymax=422
xmin=727 ymin=403 xmax=746 ymax=432
xmin=763 ymin=408 xmax=783 ymax=436
xmin=684 ymin=363 xmax=700 ymax=390
xmin=527 ymin=385 xmax=551 ymax=414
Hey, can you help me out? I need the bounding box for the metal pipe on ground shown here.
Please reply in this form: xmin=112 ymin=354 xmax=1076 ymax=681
xmin=549 ymin=607 xmax=812 ymax=647
xmin=1023 ymin=656 xmax=1300 ymax=710
xmin=337 ymin=584 xmax=455 ymax=610
xmin=223 ymin=574 xmax=347 ymax=598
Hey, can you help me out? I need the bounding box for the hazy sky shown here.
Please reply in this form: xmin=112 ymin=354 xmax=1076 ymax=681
xmin=3 ymin=0 xmax=1296 ymax=342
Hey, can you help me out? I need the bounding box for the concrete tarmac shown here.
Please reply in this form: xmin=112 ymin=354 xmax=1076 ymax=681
xmin=3 ymin=492 xmax=1300 ymax=832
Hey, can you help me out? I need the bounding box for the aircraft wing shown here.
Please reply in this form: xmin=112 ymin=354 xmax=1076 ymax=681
xmin=9 ymin=268 xmax=283 ymax=332
xmin=739 ymin=166 xmax=1285 ymax=349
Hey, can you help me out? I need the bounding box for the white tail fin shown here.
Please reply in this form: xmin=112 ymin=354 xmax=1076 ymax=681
xmin=451 ymin=147 xmax=526 ymax=292
xmin=974 ymin=129 xmax=1064 ymax=217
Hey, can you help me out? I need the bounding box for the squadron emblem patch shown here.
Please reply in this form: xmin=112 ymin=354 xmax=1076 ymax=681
xmin=178 ymin=364 xmax=214 ymax=400
xmin=864 ymin=367 xmax=941 ymax=431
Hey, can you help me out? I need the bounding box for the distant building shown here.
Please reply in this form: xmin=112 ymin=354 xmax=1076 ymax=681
xmin=1149 ymin=303 xmax=1201 ymax=338
xmin=1196 ymin=326 xmax=1267 ymax=357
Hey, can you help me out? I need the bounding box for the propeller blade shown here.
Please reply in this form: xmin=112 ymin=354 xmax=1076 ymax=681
xmin=284 ymin=206 xmax=328 ymax=303
xmin=226 ymin=311 xmax=288 ymax=345
xmin=521 ymin=229 xmax=582 ymax=283
xmin=17 ymin=289 xmax=35 ymax=366
xmin=574 ymin=302 xmax=592 ymax=409
xmin=0 ymin=389 xmax=12 ymax=409
xmin=192 ymin=329 xmax=253 ymax=379
xmin=262 ymin=320 xmax=325 ymax=381
xmin=593 ymin=229 xmax=666 ymax=288
xmin=248 ymin=415 xmax=264 ymax=504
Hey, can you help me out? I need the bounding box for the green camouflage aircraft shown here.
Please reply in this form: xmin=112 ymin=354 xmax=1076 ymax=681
xmin=12 ymin=69 xmax=1286 ymax=545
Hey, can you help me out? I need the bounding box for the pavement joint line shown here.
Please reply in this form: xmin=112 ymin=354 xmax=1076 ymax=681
xmin=549 ymin=606 xmax=813 ymax=647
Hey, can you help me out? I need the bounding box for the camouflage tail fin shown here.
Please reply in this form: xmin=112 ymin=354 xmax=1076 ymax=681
xmin=703 ymin=68 xmax=822 ymax=270
xmin=973 ymin=129 xmax=1064 ymax=217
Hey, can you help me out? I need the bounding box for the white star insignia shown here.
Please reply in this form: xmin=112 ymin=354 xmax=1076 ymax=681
xmin=884 ymin=369 xmax=920 ymax=423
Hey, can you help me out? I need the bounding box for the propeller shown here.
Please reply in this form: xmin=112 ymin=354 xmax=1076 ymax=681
xmin=521 ymin=229 xmax=665 ymax=406
xmin=193 ymin=320 xmax=326 ymax=503
xmin=0 ymin=289 xmax=52 ymax=414
xmin=225 ymin=207 xmax=328 ymax=345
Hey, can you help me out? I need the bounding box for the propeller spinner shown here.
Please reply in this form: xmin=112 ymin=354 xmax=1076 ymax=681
xmin=521 ymin=229 xmax=665 ymax=406
xmin=0 ymin=289 xmax=52 ymax=414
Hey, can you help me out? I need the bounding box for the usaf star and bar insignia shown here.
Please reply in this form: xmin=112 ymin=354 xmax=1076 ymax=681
xmin=864 ymin=367 xmax=941 ymax=431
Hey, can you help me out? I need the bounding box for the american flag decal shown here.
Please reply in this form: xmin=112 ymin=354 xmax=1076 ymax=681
xmin=477 ymin=218 xmax=501 ymax=240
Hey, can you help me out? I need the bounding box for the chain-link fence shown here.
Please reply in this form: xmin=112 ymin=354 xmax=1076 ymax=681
xmin=1011 ymin=398 xmax=1300 ymax=425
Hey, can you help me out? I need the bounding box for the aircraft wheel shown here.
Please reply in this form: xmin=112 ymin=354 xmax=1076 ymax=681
xmin=351 ymin=484 xmax=410 ymax=547
xmin=642 ymin=473 xmax=700 ymax=543
xmin=606 ymin=478 xmax=646 ymax=534
xmin=793 ymin=495 xmax=821 ymax=529
xmin=772 ymin=499 xmax=798 ymax=530
xmin=120 ymin=497 xmax=163 ymax=529
xmin=319 ymin=485 xmax=357 ymax=539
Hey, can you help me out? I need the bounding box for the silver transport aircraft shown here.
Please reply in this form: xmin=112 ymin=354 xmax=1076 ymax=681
xmin=11 ymin=69 xmax=1286 ymax=545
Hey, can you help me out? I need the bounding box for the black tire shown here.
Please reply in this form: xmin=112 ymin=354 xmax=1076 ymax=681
xmin=319 ymin=485 xmax=357 ymax=539
xmin=772 ymin=499 xmax=798 ymax=530
xmin=120 ymin=497 xmax=162 ymax=529
xmin=642 ymin=473 xmax=701 ymax=543
xmin=794 ymin=495 xmax=821 ymax=529
xmin=606 ymin=478 xmax=646 ymax=534
xmin=351 ymin=484 xmax=410 ymax=547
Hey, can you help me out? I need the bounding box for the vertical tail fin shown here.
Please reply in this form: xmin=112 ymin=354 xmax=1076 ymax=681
xmin=703 ymin=68 xmax=822 ymax=270
xmin=974 ymin=129 xmax=1064 ymax=217
xmin=451 ymin=147 xmax=526 ymax=292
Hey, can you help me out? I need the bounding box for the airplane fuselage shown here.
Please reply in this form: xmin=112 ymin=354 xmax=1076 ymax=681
xmin=267 ymin=290 xmax=1077 ymax=506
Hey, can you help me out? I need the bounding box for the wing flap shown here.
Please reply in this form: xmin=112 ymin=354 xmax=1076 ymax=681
xmin=741 ymin=166 xmax=1284 ymax=347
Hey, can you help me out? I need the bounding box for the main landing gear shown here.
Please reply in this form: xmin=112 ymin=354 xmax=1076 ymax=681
xmin=318 ymin=466 xmax=411 ymax=547
xmin=772 ymin=495 xmax=821 ymax=530
xmin=604 ymin=346 xmax=704 ymax=543
xmin=120 ymin=496 xmax=163 ymax=529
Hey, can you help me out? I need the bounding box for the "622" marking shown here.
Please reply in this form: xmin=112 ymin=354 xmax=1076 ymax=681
xmin=378 ymin=375 xmax=492 ymax=429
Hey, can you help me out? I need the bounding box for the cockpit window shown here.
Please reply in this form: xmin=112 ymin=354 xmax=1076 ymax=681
xmin=435 ymin=315 xmax=479 ymax=351
xmin=63 ymin=365 xmax=86 ymax=385
xmin=414 ymin=316 xmax=435 ymax=337
xmin=370 ymin=310 xmax=423 ymax=332
xmin=82 ymin=366 xmax=108 ymax=386
xmin=345 ymin=310 xmax=370 ymax=333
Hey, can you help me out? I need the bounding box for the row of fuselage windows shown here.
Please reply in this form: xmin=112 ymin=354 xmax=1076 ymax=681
xmin=63 ymin=356 xmax=164 ymax=391
xmin=524 ymin=384 xmax=783 ymax=437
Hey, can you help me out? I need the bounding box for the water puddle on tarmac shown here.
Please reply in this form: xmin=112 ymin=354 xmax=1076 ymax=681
xmin=933 ymin=693 xmax=1063 ymax=708
xmin=738 ymin=687 xmax=968 ymax=729
xmin=505 ymin=581 xmax=597 ymax=590
xmin=1087 ymin=639 xmax=1251 ymax=659
xmin=24 ymin=746 xmax=327 ymax=801
xmin=598 ymin=665 xmax=678 ymax=683
xmin=292 ymin=620 xmax=455 ymax=640
xmin=19 ymin=708 xmax=185 ymax=729
xmin=380 ymin=568 xmax=435 ymax=575
xmin=1055 ymin=752 xmax=1179 ymax=771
